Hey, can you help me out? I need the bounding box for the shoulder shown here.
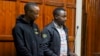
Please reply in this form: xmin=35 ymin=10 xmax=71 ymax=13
xmin=43 ymin=23 xmax=53 ymax=31
xmin=13 ymin=23 xmax=24 ymax=31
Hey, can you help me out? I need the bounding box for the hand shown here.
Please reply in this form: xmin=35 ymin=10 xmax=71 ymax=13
xmin=60 ymin=54 xmax=67 ymax=56
xmin=70 ymin=52 xmax=77 ymax=56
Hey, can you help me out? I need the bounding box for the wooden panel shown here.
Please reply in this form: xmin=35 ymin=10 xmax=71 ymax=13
xmin=0 ymin=1 xmax=5 ymax=35
xmin=85 ymin=0 xmax=97 ymax=55
xmin=43 ymin=5 xmax=57 ymax=26
xmin=0 ymin=1 xmax=16 ymax=35
xmin=66 ymin=0 xmax=76 ymax=8
xmin=82 ymin=0 xmax=100 ymax=56
xmin=0 ymin=0 xmax=17 ymax=1
xmin=0 ymin=35 xmax=13 ymax=41
xmin=0 ymin=1 xmax=16 ymax=56
xmin=86 ymin=0 xmax=98 ymax=56
xmin=46 ymin=0 xmax=64 ymax=3
xmin=66 ymin=8 xmax=75 ymax=36
xmin=67 ymin=0 xmax=76 ymax=4
xmin=45 ymin=0 xmax=64 ymax=7
xmin=93 ymin=0 xmax=100 ymax=55
xmin=20 ymin=0 xmax=42 ymax=3
xmin=0 ymin=42 xmax=16 ymax=56
xmin=69 ymin=36 xmax=75 ymax=52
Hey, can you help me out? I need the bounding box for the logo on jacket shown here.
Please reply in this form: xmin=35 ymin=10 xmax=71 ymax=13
xmin=34 ymin=28 xmax=39 ymax=34
xmin=35 ymin=32 xmax=39 ymax=34
xmin=42 ymin=34 xmax=47 ymax=38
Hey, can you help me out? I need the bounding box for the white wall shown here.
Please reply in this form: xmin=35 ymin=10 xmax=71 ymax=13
xmin=75 ymin=0 xmax=82 ymax=56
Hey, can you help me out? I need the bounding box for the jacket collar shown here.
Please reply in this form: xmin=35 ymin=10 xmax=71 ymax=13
xmin=50 ymin=21 xmax=68 ymax=33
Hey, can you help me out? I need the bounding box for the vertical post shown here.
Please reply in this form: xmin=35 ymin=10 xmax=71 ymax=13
xmin=75 ymin=0 xmax=82 ymax=56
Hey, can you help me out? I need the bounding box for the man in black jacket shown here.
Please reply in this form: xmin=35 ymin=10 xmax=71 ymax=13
xmin=12 ymin=2 xmax=43 ymax=56
xmin=42 ymin=8 xmax=76 ymax=56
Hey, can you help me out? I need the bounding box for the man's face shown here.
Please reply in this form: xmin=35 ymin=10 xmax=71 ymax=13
xmin=27 ymin=6 xmax=40 ymax=21
xmin=55 ymin=10 xmax=67 ymax=25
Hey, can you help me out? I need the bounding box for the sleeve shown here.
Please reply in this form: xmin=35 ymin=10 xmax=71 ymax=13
xmin=12 ymin=26 xmax=32 ymax=56
xmin=41 ymin=28 xmax=57 ymax=56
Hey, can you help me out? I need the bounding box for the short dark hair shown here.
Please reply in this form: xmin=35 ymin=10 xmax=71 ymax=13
xmin=24 ymin=2 xmax=38 ymax=13
xmin=53 ymin=8 xmax=65 ymax=17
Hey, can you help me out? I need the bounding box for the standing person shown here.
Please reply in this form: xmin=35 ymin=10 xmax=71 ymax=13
xmin=42 ymin=8 xmax=76 ymax=56
xmin=12 ymin=2 xmax=43 ymax=56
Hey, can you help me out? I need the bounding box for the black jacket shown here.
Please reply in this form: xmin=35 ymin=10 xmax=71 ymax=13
xmin=12 ymin=15 xmax=43 ymax=56
xmin=42 ymin=22 xmax=70 ymax=56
